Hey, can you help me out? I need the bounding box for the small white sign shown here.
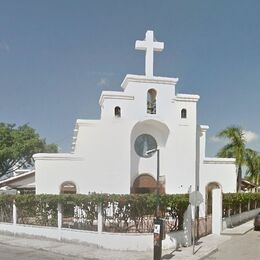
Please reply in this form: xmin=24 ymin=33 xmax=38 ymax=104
xmin=154 ymin=224 xmax=160 ymax=234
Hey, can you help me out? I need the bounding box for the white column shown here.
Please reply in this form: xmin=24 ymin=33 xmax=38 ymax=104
xmin=97 ymin=203 xmax=103 ymax=234
xmin=212 ymin=189 xmax=222 ymax=235
xmin=13 ymin=200 xmax=17 ymax=225
xmin=183 ymin=204 xmax=192 ymax=246
xmin=57 ymin=202 xmax=62 ymax=229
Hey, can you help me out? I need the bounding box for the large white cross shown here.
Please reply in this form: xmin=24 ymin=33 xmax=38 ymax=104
xmin=135 ymin=30 xmax=164 ymax=77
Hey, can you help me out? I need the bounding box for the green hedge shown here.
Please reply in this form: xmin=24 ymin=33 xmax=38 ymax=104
xmin=0 ymin=193 xmax=189 ymax=232
xmin=0 ymin=194 xmax=14 ymax=222
xmin=223 ymin=193 xmax=260 ymax=217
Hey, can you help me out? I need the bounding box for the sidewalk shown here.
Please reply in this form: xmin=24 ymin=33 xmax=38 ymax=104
xmin=0 ymin=220 xmax=254 ymax=260
xmin=165 ymin=220 xmax=254 ymax=259
xmin=162 ymin=234 xmax=231 ymax=260
xmin=221 ymin=219 xmax=254 ymax=235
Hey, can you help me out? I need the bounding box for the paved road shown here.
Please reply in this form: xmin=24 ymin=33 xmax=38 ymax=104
xmin=0 ymin=233 xmax=151 ymax=260
xmin=206 ymin=230 xmax=260 ymax=260
xmin=0 ymin=243 xmax=85 ymax=260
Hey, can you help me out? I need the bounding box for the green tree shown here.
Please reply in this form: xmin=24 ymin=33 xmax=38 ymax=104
xmin=0 ymin=123 xmax=58 ymax=177
xmin=217 ymin=126 xmax=246 ymax=192
xmin=245 ymin=149 xmax=260 ymax=186
xmin=42 ymin=142 xmax=59 ymax=153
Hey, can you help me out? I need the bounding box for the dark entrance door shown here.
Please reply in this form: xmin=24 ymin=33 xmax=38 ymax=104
xmin=131 ymin=174 xmax=164 ymax=194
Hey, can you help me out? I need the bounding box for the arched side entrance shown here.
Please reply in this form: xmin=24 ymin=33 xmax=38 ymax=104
xmin=60 ymin=181 xmax=77 ymax=227
xmin=206 ymin=182 xmax=221 ymax=215
xmin=60 ymin=181 xmax=77 ymax=194
xmin=131 ymin=174 xmax=165 ymax=194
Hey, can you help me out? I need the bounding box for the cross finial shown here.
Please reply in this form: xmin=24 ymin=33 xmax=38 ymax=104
xmin=135 ymin=31 xmax=164 ymax=77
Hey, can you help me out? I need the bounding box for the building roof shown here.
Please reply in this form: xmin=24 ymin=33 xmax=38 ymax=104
xmin=0 ymin=170 xmax=35 ymax=190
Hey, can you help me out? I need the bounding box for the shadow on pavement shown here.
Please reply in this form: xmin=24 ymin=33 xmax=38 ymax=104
xmin=162 ymin=248 xmax=182 ymax=259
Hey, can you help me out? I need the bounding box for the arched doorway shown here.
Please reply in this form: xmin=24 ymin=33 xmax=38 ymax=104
xmin=60 ymin=181 xmax=77 ymax=194
xmin=60 ymin=181 xmax=77 ymax=227
xmin=206 ymin=182 xmax=221 ymax=215
xmin=131 ymin=174 xmax=164 ymax=194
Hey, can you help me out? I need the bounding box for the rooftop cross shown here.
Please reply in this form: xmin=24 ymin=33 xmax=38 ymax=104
xmin=135 ymin=30 xmax=164 ymax=77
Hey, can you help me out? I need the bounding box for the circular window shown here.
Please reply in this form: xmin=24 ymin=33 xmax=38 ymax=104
xmin=134 ymin=134 xmax=157 ymax=158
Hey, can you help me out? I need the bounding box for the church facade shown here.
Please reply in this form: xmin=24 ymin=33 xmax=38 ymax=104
xmin=34 ymin=31 xmax=236 ymax=208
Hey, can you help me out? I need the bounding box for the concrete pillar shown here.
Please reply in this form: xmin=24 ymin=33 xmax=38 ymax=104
xmin=57 ymin=202 xmax=62 ymax=229
xmin=183 ymin=204 xmax=192 ymax=246
xmin=98 ymin=203 xmax=103 ymax=234
xmin=212 ymin=189 xmax=222 ymax=235
xmin=13 ymin=200 xmax=17 ymax=225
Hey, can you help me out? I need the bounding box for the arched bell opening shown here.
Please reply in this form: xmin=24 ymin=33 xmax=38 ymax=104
xmin=147 ymin=89 xmax=157 ymax=114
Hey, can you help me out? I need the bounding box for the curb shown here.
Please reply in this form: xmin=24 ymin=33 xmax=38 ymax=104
xmin=221 ymin=226 xmax=253 ymax=236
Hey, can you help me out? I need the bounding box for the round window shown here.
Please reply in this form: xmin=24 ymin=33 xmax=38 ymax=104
xmin=134 ymin=134 xmax=157 ymax=158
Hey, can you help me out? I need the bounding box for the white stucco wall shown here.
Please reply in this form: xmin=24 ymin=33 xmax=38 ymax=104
xmin=34 ymin=73 xmax=236 ymax=197
xmin=34 ymin=73 xmax=204 ymax=195
xmin=33 ymin=32 xmax=237 ymax=203
xmin=201 ymin=158 xmax=237 ymax=194
xmin=196 ymin=125 xmax=236 ymax=218
xmin=34 ymin=147 xmax=130 ymax=195
xmin=198 ymin=125 xmax=236 ymax=196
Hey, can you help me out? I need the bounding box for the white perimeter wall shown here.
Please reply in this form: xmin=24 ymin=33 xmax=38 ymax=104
xmin=0 ymin=223 xmax=191 ymax=252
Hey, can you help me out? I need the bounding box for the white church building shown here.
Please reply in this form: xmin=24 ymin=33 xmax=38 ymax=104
xmin=33 ymin=31 xmax=236 ymax=205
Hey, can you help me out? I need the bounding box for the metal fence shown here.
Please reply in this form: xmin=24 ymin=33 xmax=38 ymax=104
xmin=0 ymin=194 xmax=187 ymax=233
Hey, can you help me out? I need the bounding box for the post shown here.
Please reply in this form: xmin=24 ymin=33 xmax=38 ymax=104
xmin=212 ymin=189 xmax=222 ymax=235
xmin=98 ymin=203 xmax=103 ymax=234
xmin=192 ymin=188 xmax=200 ymax=255
xmin=192 ymin=199 xmax=197 ymax=254
xmin=13 ymin=200 xmax=17 ymax=225
xmin=156 ymin=149 xmax=160 ymax=217
xmin=154 ymin=149 xmax=162 ymax=260
xmin=146 ymin=148 xmax=163 ymax=260
xmin=189 ymin=189 xmax=203 ymax=255
xmin=58 ymin=202 xmax=62 ymax=229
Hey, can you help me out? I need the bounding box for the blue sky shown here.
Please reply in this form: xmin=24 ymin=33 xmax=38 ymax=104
xmin=0 ymin=0 xmax=260 ymax=155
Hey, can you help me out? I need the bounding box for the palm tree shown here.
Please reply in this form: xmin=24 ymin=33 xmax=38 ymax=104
xmin=245 ymin=149 xmax=260 ymax=186
xmin=217 ymin=126 xmax=246 ymax=192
